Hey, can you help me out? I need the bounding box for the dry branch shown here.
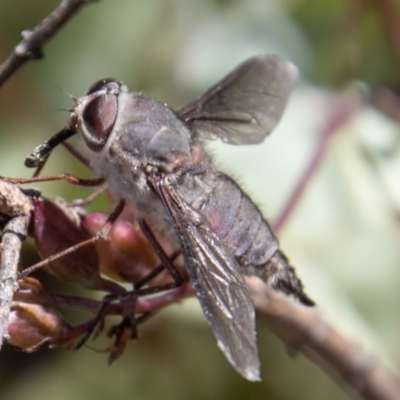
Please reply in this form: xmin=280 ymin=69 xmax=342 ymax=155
xmin=0 ymin=0 xmax=95 ymax=87
xmin=248 ymin=278 xmax=400 ymax=400
xmin=0 ymin=181 xmax=34 ymax=347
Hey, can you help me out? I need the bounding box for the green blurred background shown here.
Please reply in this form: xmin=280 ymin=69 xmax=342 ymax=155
xmin=1 ymin=0 xmax=400 ymax=399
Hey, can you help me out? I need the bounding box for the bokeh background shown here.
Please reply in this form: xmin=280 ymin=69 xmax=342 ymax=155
xmin=0 ymin=0 xmax=400 ymax=399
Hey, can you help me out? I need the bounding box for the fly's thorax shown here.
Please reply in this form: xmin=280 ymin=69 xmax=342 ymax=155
xmin=114 ymin=94 xmax=193 ymax=171
xmin=72 ymin=78 xmax=193 ymax=175
xmin=71 ymin=78 xmax=196 ymax=197
xmin=71 ymin=79 xmax=197 ymax=233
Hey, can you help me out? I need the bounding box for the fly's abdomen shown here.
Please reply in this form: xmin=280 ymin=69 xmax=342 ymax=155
xmin=202 ymin=174 xmax=278 ymax=263
xmin=202 ymin=173 xmax=314 ymax=306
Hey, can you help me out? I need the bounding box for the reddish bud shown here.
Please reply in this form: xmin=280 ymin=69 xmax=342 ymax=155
xmin=12 ymin=277 xmax=46 ymax=304
xmin=8 ymin=302 xmax=74 ymax=351
xmin=32 ymin=198 xmax=124 ymax=293
xmin=18 ymin=277 xmax=44 ymax=295
xmin=81 ymin=212 xmax=176 ymax=284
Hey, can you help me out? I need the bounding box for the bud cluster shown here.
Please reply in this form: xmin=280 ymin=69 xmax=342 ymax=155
xmin=7 ymin=196 xmax=188 ymax=362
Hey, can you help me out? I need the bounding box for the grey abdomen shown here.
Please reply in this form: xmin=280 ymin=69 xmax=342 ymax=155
xmin=200 ymin=172 xmax=314 ymax=306
xmin=200 ymin=173 xmax=278 ymax=266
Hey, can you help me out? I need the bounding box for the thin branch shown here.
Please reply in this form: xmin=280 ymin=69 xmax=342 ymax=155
xmin=248 ymin=278 xmax=400 ymax=400
xmin=0 ymin=181 xmax=34 ymax=348
xmin=273 ymin=96 xmax=362 ymax=232
xmin=0 ymin=0 xmax=96 ymax=88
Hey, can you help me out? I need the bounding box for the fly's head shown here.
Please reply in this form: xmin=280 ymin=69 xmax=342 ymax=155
xmin=70 ymin=79 xmax=193 ymax=179
xmin=70 ymin=79 xmax=125 ymax=153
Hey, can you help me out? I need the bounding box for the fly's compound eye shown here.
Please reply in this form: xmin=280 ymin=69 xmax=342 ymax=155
xmin=81 ymin=80 xmax=121 ymax=152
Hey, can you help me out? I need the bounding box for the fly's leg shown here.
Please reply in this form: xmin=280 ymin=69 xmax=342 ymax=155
xmin=139 ymin=218 xmax=184 ymax=287
xmin=19 ymin=199 xmax=125 ymax=279
xmin=26 ymin=129 xmax=89 ymax=176
xmin=74 ymin=249 xmax=181 ymax=350
xmin=75 ymin=291 xmax=138 ymax=353
xmin=1 ymin=174 xmax=105 ymax=187
xmin=61 ymin=141 xmax=90 ymax=168
xmin=133 ymin=249 xmax=180 ymax=289
xmin=66 ymin=184 xmax=107 ymax=208
xmin=77 ymin=217 xmax=185 ymax=347
xmin=24 ymin=127 xmax=76 ymax=174
xmin=1 ymin=173 xmax=107 ymax=279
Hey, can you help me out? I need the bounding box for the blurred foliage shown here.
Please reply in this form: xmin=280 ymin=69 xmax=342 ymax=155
xmin=0 ymin=0 xmax=400 ymax=399
xmin=292 ymin=0 xmax=400 ymax=86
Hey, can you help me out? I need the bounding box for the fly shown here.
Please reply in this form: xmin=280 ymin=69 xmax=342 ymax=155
xmin=24 ymin=55 xmax=314 ymax=381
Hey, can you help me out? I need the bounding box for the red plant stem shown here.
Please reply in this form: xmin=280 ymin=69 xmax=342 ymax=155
xmin=273 ymin=99 xmax=362 ymax=233
xmin=14 ymin=282 xmax=194 ymax=316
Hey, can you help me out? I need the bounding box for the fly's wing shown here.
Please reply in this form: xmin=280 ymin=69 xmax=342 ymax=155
xmin=153 ymin=177 xmax=260 ymax=381
xmin=178 ymin=54 xmax=298 ymax=145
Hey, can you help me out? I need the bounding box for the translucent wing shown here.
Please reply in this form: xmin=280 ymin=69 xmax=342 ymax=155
xmin=154 ymin=177 xmax=260 ymax=381
xmin=178 ymin=54 xmax=298 ymax=145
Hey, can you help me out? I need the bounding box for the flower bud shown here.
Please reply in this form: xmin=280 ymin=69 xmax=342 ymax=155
xmin=12 ymin=277 xmax=46 ymax=304
xmin=32 ymin=198 xmax=124 ymax=293
xmin=81 ymin=212 xmax=176 ymax=284
xmin=8 ymin=302 xmax=73 ymax=351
